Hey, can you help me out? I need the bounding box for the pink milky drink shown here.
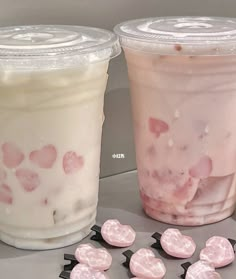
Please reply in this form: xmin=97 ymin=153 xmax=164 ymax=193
xmin=115 ymin=17 xmax=236 ymax=225
xmin=0 ymin=25 xmax=120 ymax=249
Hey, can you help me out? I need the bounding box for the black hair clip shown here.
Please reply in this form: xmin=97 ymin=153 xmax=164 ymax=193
xmin=59 ymin=254 xmax=79 ymax=278
xmin=180 ymin=262 xmax=192 ymax=279
xmin=63 ymin=254 xmax=78 ymax=271
xmin=59 ymin=271 xmax=70 ymax=279
xmin=90 ymin=225 xmax=104 ymax=242
xmin=151 ymin=232 xmax=163 ymax=250
xmin=122 ymin=250 xmax=134 ymax=269
xmin=228 ymin=238 xmax=236 ymax=253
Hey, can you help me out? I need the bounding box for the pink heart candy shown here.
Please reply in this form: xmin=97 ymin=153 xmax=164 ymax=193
xmin=15 ymin=168 xmax=40 ymax=192
xmin=186 ymin=260 xmax=222 ymax=279
xmin=189 ymin=155 xmax=213 ymax=179
xmin=75 ymin=243 xmax=112 ymax=271
xmin=30 ymin=144 xmax=57 ymax=168
xmin=70 ymin=263 xmax=109 ymax=279
xmin=149 ymin=117 xmax=169 ymax=138
xmin=200 ymin=236 xmax=235 ymax=268
xmin=2 ymin=142 xmax=24 ymax=168
xmin=63 ymin=151 xmax=84 ymax=175
xmin=130 ymin=248 xmax=166 ymax=279
xmin=0 ymin=184 xmax=13 ymax=204
xmin=160 ymin=228 xmax=196 ymax=258
xmin=101 ymin=219 xmax=136 ymax=247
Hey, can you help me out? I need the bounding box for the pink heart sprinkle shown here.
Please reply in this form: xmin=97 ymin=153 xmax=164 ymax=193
xmin=63 ymin=151 xmax=84 ymax=174
xmin=2 ymin=142 xmax=24 ymax=168
xmin=149 ymin=117 xmax=169 ymax=138
xmin=101 ymin=219 xmax=136 ymax=247
xmin=75 ymin=243 xmax=112 ymax=271
xmin=160 ymin=228 xmax=196 ymax=258
xmin=29 ymin=144 xmax=57 ymax=169
xmin=0 ymin=183 xmax=13 ymax=204
xmin=200 ymin=236 xmax=235 ymax=268
xmin=70 ymin=263 xmax=109 ymax=279
xmin=15 ymin=168 xmax=40 ymax=192
xmin=189 ymin=155 xmax=213 ymax=179
xmin=130 ymin=248 xmax=166 ymax=279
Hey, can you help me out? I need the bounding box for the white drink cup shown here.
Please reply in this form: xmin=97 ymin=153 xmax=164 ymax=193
xmin=0 ymin=25 xmax=120 ymax=249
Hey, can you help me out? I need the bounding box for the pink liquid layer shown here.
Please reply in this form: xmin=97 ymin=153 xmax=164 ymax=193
xmin=124 ymin=49 xmax=236 ymax=225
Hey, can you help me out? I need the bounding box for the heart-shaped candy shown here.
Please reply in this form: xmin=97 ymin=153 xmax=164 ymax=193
xmin=101 ymin=219 xmax=136 ymax=247
xmin=70 ymin=263 xmax=109 ymax=279
xmin=0 ymin=184 xmax=13 ymax=204
xmin=200 ymin=236 xmax=235 ymax=268
xmin=130 ymin=248 xmax=166 ymax=279
xmin=160 ymin=228 xmax=196 ymax=258
xmin=75 ymin=243 xmax=112 ymax=271
xmin=15 ymin=168 xmax=40 ymax=192
xmin=189 ymin=155 xmax=213 ymax=179
xmin=63 ymin=151 xmax=84 ymax=175
xmin=149 ymin=117 xmax=169 ymax=138
xmin=30 ymin=144 xmax=57 ymax=168
xmin=2 ymin=142 xmax=24 ymax=168
xmin=186 ymin=260 xmax=222 ymax=279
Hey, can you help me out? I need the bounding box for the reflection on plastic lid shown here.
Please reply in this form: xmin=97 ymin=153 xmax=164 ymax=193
xmin=0 ymin=25 xmax=121 ymax=69
xmin=114 ymin=17 xmax=236 ymax=55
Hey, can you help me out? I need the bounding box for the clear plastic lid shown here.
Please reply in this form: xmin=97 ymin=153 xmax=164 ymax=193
xmin=114 ymin=17 xmax=236 ymax=55
xmin=0 ymin=25 xmax=121 ymax=70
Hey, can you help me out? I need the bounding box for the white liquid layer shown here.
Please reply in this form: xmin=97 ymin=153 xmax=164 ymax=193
xmin=0 ymin=61 xmax=109 ymax=249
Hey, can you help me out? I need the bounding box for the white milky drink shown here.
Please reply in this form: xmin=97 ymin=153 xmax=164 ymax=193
xmin=115 ymin=17 xmax=236 ymax=226
xmin=0 ymin=25 xmax=120 ymax=249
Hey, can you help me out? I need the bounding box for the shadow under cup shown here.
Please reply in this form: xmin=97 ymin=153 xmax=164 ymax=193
xmin=0 ymin=25 xmax=120 ymax=250
xmin=115 ymin=17 xmax=236 ymax=226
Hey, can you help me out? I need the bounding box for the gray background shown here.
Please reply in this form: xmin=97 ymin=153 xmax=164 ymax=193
xmin=0 ymin=0 xmax=235 ymax=177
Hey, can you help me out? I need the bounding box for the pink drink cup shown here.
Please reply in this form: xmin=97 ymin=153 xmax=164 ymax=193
xmin=115 ymin=17 xmax=236 ymax=226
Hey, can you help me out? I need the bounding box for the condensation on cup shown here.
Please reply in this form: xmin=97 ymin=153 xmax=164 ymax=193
xmin=115 ymin=17 xmax=236 ymax=226
xmin=0 ymin=25 xmax=120 ymax=249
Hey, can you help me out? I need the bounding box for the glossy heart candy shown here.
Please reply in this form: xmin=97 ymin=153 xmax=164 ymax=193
xmin=63 ymin=151 xmax=84 ymax=174
xmin=75 ymin=243 xmax=112 ymax=271
xmin=200 ymin=236 xmax=235 ymax=268
xmin=160 ymin=228 xmax=196 ymax=258
xmin=0 ymin=184 xmax=13 ymax=204
xmin=2 ymin=142 xmax=24 ymax=168
xmin=15 ymin=168 xmax=40 ymax=192
xmin=149 ymin=117 xmax=169 ymax=138
xmin=189 ymin=155 xmax=213 ymax=179
xmin=101 ymin=219 xmax=136 ymax=247
xmin=130 ymin=248 xmax=166 ymax=279
xmin=30 ymin=144 xmax=57 ymax=168
xmin=186 ymin=260 xmax=222 ymax=279
xmin=70 ymin=263 xmax=109 ymax=279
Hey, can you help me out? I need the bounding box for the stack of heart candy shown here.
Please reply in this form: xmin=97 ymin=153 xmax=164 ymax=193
xmin=152 ymin=229 xmax=235 ymax=278
xmin=59 ymin=219 xmax=235 ymax=279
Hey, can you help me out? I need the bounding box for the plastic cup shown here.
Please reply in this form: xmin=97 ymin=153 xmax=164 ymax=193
xmin=0 ymin=25 xmax=120 ymax=249
xmin=115 ymin=17 xmax=236 ymax=226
